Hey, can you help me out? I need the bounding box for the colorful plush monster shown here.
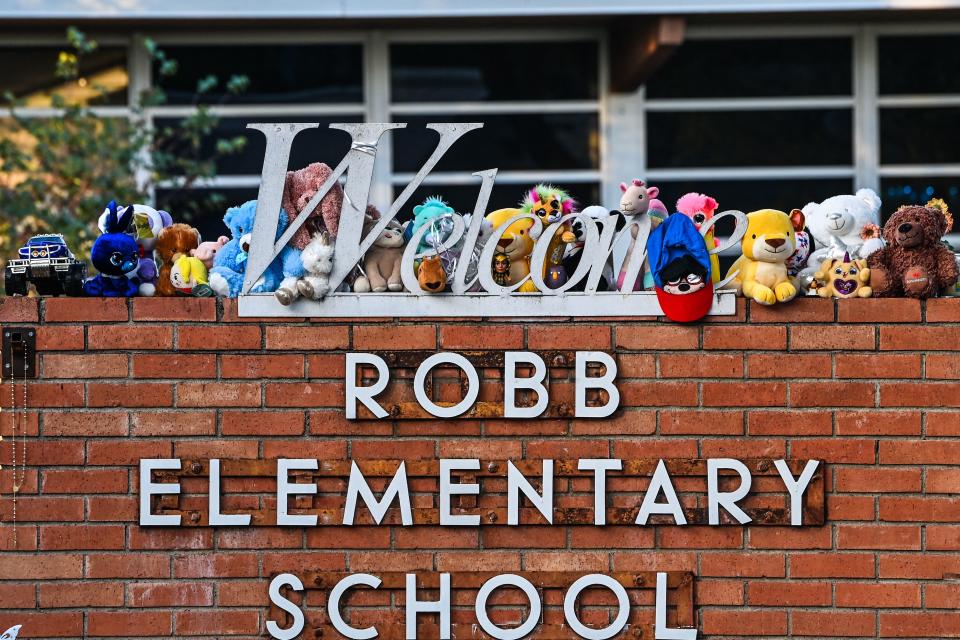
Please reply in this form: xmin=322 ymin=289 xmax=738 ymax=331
xmin=84 ymin=200 xmax=141 ymax=297
xmin=407 ymin=196 xmax=456 ymax=254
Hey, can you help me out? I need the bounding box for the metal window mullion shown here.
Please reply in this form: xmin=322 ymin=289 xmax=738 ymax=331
xmin=877 ymin=94 xmax=960 ymax=108
xmin=646 ymin=166 xmax=855 ymax=181
xmin=854 ymin=25 xmax=880 ymax=193
xmin=366 ymin=30 xmax=393 ymax=208
xmin=149 ymin=104 xmax=368 ymax=118
xmin=878 ymin=164 xmax=960 ymax=178
xmin=644 ymin=96 xmax=854 ymax=111
xmin=389 ymin=101 xmax=600 ymax=115
xmin=129 ymin=32 xmax=153 ymax=199
xmin=390 ymin=170 xmax=603 ymax=186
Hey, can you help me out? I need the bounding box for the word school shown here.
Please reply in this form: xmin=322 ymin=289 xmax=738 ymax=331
xmin=140 ymin=457 xmax=821 ymax=528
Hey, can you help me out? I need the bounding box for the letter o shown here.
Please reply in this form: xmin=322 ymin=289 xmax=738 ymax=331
xmin=414 ymin=353 xmax=480 ymax=418
xmin=563 ymin=574 xmax=630 ymax=640
xmin=475 ymin=574 xmax=542 ymax=640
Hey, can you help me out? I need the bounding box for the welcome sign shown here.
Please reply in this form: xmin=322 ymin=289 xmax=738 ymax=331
xmin=237 ymin=123 xmax=744 ymax=318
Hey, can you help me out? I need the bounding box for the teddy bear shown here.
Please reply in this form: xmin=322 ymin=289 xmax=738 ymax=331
xmin=209 ymin=200 xmax=300 ymax=298
xmin=617 ymin=178 xmax=661 ymax=291
xmin=353 ymin=223 xmax=405 ymax=293
xmin=724 ymin=208 xmax=798 ymax=305
xmin=676 ymin=192 xmax=721 ymax=284
xmin=154 ymin=223 xmax=201 ymax=297
xmin=867 ymin=203 xmax=958 ymax=299
xmin=190 ymin=235 xmax=230 ymax=269
xmin=485 ymin=207 xmax=539 ymax=293
xmin=802 ymin=189 xmax=885 ymax=267
xmin=84 ymin=200 xmax=141 ymax=297
xmin=814 ymin=253 xmax=871 ymax=299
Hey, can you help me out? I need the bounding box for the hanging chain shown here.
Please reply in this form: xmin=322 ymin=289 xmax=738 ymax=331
xmin=7 ymin=337 xmax=28 ymax=549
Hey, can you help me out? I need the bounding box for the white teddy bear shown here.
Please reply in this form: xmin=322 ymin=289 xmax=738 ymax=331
xmin=802 ymin=188 xmax=886 ymax=264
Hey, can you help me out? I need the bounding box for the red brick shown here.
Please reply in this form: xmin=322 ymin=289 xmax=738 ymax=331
xmin=88 ymin=324 xmax=172 ymax=349
xmin=791 ymin=381 xmax=875 ymax=407
xmin=879 ymin=553 xmax=960 ymax=579
xmin=791 ymin=324 xmax=876 ymax=350
xmin=0 ymin=553 xmax=83 ymax=579
xmin=132 ymin=353 xmax=216 ymax=378
xmin=131 ymin=410 xmax=216 ymax=436
xmin=880 ymin=381 xmax=960 ymax=407
xmin=791 ymin=438 xmax=876 ymax=464
xmin=748 ymin=581 xmax=831 ymax=606
xmin=0 ymin=583 xmax=36 ymax=608
xmin=702 ymin=381 xmax=786 ymax=407
xmin=40 ymin=581 xmax=124 ymax=607
xmin=265 ymin=324 xmax=350 ymax=350
xmin=927 ymin=353 xmax=960 ymax=379
xmin=880 ymin=496 xmax=960 ymax=522
xmin=836 ymin=410 xmax=921 ymax=435
xmin=354 ymin=324 xmax=436 ymax=350
xmin=703 ymin=325 xmax=785 ymax=350
xmin=40 ymin=524 xmax=125 ymax=550
xmin=659 ymin=353 xmax=743 ymax=378
xmin=701 ymin=610 xmax=787 ymax=636
xmin=926 ymin=297 xmax=960 ymax=322
xmin=748 ymin=353 xmax=831 ymax=378
xmin=129 ymin=582 xmax=214 ymax=607
xmin=837 ymin=524 xmax=922 ymax=550
xmin=928 ymin=469 xmax=960 ymax=494
xmin=44 ymin=297 xmax=127 ymax=322
xmin=880 ymin=325 xmax=960 ymax=350
xmin=837 ymin=582 xmax=921 ymax=608
xmin=86 ymin=553 xmax=170 ymax=578
xmin=132 ymin=296 xmax=216 ymax=321
xmin=927 ymin=583 xmax=960 ymax=608
xmin=88 ymin=382 xmax=173 ymax=408
xmin=0 ymin=611 xmax=81 ymax=637
xmin=88 ymin=611 xmax=172 ymax=637
xmin=221 ymin=410 xmax=305 ymax=435
xmin=928 ymin=411 xmax=960 ymax=435
xmin=42 ymin=469 xmax=128 ymax=493
xmin=178 ymin=382 xmax=261 ymax=407
xmin=751 ymin=297 xmax=835 ymax=322
xmin=838 ymin=297 xmax=921 ymax=323
xmin=749 ymin=527 xmax=831 ymax=549
xmin=619 ymin=381 xmax=697 ymax=406
xmin=790 ymin=552 xmax=876 ymax=578
xmin=265 ymin=381 xmax=344 ymax=407
xmin=880 ymin=612 xmax=960 ymax=638
xmin=834 ymin=467 xmax=922 ymax=493
xmin=173 ymin=552 xmax=259 ymax=578
xmin=178 ymin=325 xmax=262 ymax=350
xmin=836 ymin=353 xmax=921 ymax=378
xmin=880 ymin=440 xmax=960 ymax=464
xmin=660 ymin=410 xmax=743 ymax=435
xmin=43 ymin=353 xmax=127 ymax=378
xmin=0 ymin=296 xmax=39 ymax=322
xmin=700 ymin=552 xmax=785 ymax=577
xmin=175 ymin=610 xmax=260 ymax=636
xmin=440 ymin=324 xmax=524 ymax=349
xmin=616 ymin=324 xmax=699 ymax=350
xmin=792 ymin=611 xmax=876 ymax=637
xmin=16 ymin=382 xmax=84 ymax=407
xmin=748 ymin=410 xmax=832 ymax=435
xmin=221 ymin=353 xmax=304 ymax=378
xmin=44 ymin=411 xmax=128 ymax=437
xmin=86 ymin=439 xmax=172 ymax=465
xmin=37 ymin=324 xmax=85 ymax=350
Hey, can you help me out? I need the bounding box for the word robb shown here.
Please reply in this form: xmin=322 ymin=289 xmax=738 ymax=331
xmin=346 ymin=351 xmax=619 ymax=419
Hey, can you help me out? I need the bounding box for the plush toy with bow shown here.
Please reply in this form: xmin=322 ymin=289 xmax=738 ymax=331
xmin=83 ymin=200 xmax=141 ymax=297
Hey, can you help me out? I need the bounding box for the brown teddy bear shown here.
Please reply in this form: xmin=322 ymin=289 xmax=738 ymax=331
xmin=867 ymin=204 xmax=957 ymax=299
xmin=281 ymin=162 xmax=345 ymax=249
xmin=155 ymin=223 xmax=201 ymax=297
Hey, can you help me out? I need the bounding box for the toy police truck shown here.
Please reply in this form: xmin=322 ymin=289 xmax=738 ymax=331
xmin=4 ymin=234 xmax=86 ymax=296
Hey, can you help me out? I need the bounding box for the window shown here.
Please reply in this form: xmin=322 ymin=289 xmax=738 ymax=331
xmin=0 ymin=45 xmax=128 ymax=107
xmin=643 ymin=33 xmax=856 ymax=216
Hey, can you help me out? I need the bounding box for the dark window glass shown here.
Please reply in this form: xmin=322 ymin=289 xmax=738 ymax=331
xmin=879 ymin=36 xmax=960 ymax=95
xmin=154 ymin=116 xmax=361 ymax=176
xmin=156 ymin=187 xmax=259 ymax=241
xmin=646 ymin=38 xmax=852 ymax=99
xmin=0 ymin=46 xmax=127 ymax=106
xmin=880 ymin=177 xmax=960 ymax=232
xmin=391 ymin=183 xmax=600 ymax=224
xmin=392 ymin=114 xmax=599 ymax=173
xmin=390 ymin=42 xmax=599 ymax=102
xmin=647 ymin=109 xmax=852 ymax=168
xmin=656 ymin=177 xmax=855 ymax=273
xmin=155 ymin=45 xmax=363 ymax=105
xmin=880 ymin=108 xmax=960 ymax=165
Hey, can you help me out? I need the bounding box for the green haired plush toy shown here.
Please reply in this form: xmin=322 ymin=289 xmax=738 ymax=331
xmin=406 ymin=196 xmax=456 ymax=254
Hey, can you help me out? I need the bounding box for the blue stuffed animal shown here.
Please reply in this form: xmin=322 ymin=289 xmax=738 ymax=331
xmin=406 ymin=196 xmax=456 ymax=254
xmin=209 ymin=200 xmax=303 ymax=298
xmin=83 ymin=200 xmax=141 ymax=297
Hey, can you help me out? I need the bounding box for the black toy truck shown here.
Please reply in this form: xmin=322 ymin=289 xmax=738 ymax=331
xmin=5 ymin=234 xmax=87 ymax=296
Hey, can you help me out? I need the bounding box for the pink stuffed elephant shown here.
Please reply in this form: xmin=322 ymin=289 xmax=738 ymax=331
xmin=190 ymin=235 xmax=230 ymax=269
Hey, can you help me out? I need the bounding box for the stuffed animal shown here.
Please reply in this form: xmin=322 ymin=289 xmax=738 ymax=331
xmin=617 ymin=178 xmax=662 ymax=291
xmin=785 ymin=209 xmax=813 ymax=278
xmin=282 ymin=162 xmax=345 ymax=243
xmin=867 ymin=202 xmax=958 ymax=299
xmin=297 ymin=232 xmax=335 ymax=299
xmin=417 ymin=254 xmax=447 ymax=293
xmin=802 ymin=189 xmax=885 ymax=266
xmin=169 ymin=254 xmax=214 ymax=297
xmin=724 ymin=209 xmax=799 ymax=305
xmin=675 ymin=192 xmax=721 ymax=284
xmin=407 ymin=197 xmax=456 ymax=254
xmin=83 ymin=200 xmax=141 ymax=297
xmin=208 ymin=200 xmax=298 ymax=298
xmin=154 ymin=223 xmax=201 ymax=297
xmin=97 ymin=203 xmax=171 ymax=296
xmin=353 ymin=223 xmax=404 ymax=293
xmin=648 ymin=213 xmax=715 ymax=323
xmin=190 ymin=235 xmax=230 ymax=269
xmin=521 ymin=184 xmax=578 ymax=288
xmin=814 ymin=253 xmax=871 ymax=299
xmin=562 ymin=205 xmax=623 ymax=292
xmin=485 ymin=207 xmax=539 ymax=293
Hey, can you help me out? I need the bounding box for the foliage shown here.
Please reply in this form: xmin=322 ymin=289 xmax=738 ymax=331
xmin=0 ymin=27 xmax=249 ymax=287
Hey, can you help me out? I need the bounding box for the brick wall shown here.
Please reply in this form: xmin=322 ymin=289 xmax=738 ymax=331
xmin=0 ymin=296 xmax=958 ymax=639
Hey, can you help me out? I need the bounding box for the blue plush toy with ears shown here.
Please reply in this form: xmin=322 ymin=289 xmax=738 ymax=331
xmin=83 ymin=200 xmax=141 ymax=297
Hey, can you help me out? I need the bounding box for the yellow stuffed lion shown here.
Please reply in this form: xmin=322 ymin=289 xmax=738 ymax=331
xmin=485 ymin=208 xmax=539 ymax=293
xmin=725 ymin=208 xmax=799 ymax=305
